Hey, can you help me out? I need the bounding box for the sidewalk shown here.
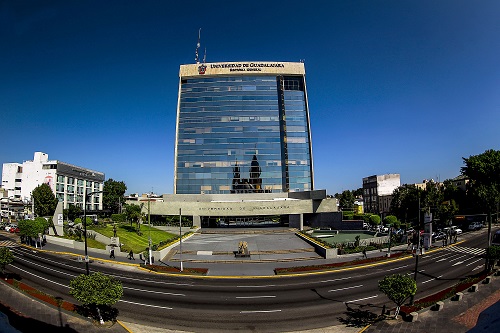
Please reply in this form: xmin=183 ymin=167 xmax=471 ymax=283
xmin=0 ymin=279 xmax=129 ymax=333
xmin=364 ymin=272 xmax=500 ymax=333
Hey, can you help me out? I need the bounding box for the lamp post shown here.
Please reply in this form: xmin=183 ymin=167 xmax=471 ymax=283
xmin=410 ymin=196 xmax=422 ymax=305
xmin=179 ymin=208 xmax=183 ymax=272
xmin=83 ymin=189 xmax=103 ymax=275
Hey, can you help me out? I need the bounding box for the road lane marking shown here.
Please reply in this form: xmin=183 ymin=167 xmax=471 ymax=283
xmin=10 ymin=265 xmax=69 ymax=288
xmin=385 ymin=264 xmax=410 ymax=272
xmin=450 ymin=255 xmax=467 ymax=262
xmin=452 ymin=261 xmax=464 ymax=266
xmin=240 ymin=310 xmax=281 ymax=313
xmin=320 ymin=277 xmax=352 ymax=283
xmin=466 ymin=258 xmax=483 ymax=266
xmin=14 ymin=257 xmax=78 ymax=278
xmin=328 ymin=285 xmax=363 ymax=293
xmin=422 ymin=275 xmax=443 ymax=284
xmin=236 ymin=295 xmax=276 ymax=299
xmin=119 ymin=299 xmax=172 ymax=310
xmin=123 ymin=286 xmax=185 ymax=296
xmin=345 ymin=295 xmax=378 ymax=304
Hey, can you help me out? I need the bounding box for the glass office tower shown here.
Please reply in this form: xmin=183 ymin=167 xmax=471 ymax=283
xmin=174 ymin=61 xmax=313 ymax=195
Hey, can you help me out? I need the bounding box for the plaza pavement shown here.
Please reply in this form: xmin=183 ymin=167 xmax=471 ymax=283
xmin=1 ymin=228 xmax=499 ymax=332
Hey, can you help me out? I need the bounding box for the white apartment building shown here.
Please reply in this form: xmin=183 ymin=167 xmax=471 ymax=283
xmin=1 ymin=152 xmax=105 ymax=211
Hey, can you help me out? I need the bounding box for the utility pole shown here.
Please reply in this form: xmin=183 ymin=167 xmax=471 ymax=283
xmin=410 ymin=196 xmax=421 ymax=305
xmin=179 ymin=208 xmax=183 ymax=272
xmin=148 ymin=194 xmax=152 ymax=265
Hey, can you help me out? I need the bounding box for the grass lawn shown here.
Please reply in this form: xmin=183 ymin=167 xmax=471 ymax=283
xmin=88 ymin=223 xmax=176 ymax=253
xmin=86 ymin=237 xmax=107 ymax=250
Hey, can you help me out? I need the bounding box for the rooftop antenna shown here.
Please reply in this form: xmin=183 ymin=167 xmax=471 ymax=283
xmin=195 ymin=28 xmax=201 ymax=64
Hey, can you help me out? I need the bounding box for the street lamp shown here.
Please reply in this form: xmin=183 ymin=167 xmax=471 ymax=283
xmin=83 ymin=189 xmax=103 ymax=275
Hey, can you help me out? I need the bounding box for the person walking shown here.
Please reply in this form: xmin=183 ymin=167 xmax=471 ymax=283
xmin=362 ymin=247 xmax=367 ymax=259
xmin=110 ymin=247 xmax=115 ymax=259
xmin=128 ymin=250 xmax=135 ymax=260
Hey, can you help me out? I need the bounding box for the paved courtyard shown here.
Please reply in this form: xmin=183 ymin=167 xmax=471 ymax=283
xmin=166 ymin=228 xmax=322 ymax=263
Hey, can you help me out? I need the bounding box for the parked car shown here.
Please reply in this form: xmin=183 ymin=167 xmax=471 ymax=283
xmin=432 ymin=231 xmax=446 ymax=241
xmin=468 ymin=222 xmax=483 ymax=231
xmin=4 ymin=224 xmax=17 ymax=232
xmin=451 ymin=226 xmax=463 ymax=235
xmin=9 ymin=226 xmax=20 ymax=233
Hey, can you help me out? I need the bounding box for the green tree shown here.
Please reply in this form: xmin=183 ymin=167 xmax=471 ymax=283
xmin=103 ymin=179 xmax=127 ymax=215
xmin=390 ymin=184 xmax=422 ymax=227
xmin=74 ymin=217 xmax=92 ymax=227
xmin=69 ymin=272 xmax=123 ymax=323
xmin=19 ymin=218 xmax=50 ymax=242
xmin=378 ymin=274 xmax=417 ymax=318
xmin=124 ymin=204 xmax=142 ymax=229
xmin=0 ymin=247 xmax=14 ymax=275
xmin=383 ymin=215 xmax=400 ymax=228
xmin=32 ymin=183 xmax=58 ymax=217
xmin=338 ymin=190 xmax=355 ymax=211
xmin=486 ymin=245 xmax=500 ymax=270
xmin=64 ymin=204 xmax=82 ymax=222
xmin=462 ymin=149 xmax=500 ymax=214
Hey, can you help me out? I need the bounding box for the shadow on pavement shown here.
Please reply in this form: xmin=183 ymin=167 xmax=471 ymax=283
xmin=337 ymin=304 xmax=383 ymax=328
xmin=0 ymin=302 xmax=78 ymax=333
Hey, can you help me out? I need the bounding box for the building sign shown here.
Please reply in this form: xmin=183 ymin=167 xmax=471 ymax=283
xmin=181 ymin=61 xmax=305 ymax=77
xmin=57 ymin=213 xmax=63 ymax=225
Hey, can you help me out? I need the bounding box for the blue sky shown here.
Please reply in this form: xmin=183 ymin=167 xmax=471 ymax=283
xmin=1 ymin=1 xmax=499 ymax=195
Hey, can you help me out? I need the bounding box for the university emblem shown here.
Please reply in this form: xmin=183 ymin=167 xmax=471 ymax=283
xmin=198 ymin=64 xmax=207 ymax=74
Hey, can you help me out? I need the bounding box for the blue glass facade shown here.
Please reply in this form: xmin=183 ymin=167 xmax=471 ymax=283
xmin=175 ymin=63 xmax=313 ymax=194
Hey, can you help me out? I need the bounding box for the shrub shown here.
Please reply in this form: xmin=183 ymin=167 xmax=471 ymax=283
xmin=111 ymin=214 xmax=126 ymax=223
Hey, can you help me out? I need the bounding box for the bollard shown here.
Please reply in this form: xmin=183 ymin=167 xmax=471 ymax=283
xmin=453 ymin=292 xmax=463 ymax=301
xmin=469 ymin=284 xmax=479 ymax=292
xmin=434 ymin=301 xmax=444 ymax=311
xmin=409 ymin=312 xmax=418 ymax=322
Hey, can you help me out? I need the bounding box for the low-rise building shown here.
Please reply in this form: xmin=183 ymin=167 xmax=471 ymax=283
xmin=1 ymin=152 xmax=105 ymax=212
xmin=362 ymin=174 xmax=400 ymax=216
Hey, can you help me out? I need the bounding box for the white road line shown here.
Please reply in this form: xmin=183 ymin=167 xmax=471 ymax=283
xmin=422 ymin=275 xmax=443 ymax=284
xmin=236 ymin=295 xmax=276 ymax=299
xmin=123 ymin=286 xmax=185 ymax=296
xmin=14 ymin=257 xmax=78 ymax=278
xmin=345 ymin=295 xmax=378 ymax=304
xmin=240 ymin=310 xmax=282 ymax=313
xmin=320 ymin=277 xmax=351 ymax=283
xmin=328 ymin=285 xmax=363 ymax=293
xmin=466 ymin=258 xmax=483 ymax=267
xmin=11 ymin=265 xmax=69 ymax=288
xmin=450 ymin=255 xmax=467 ymax=262
xmin=452 ymin=261 xmax=464 ymax=266
xmin=385 ymin=264 xmax=410 ymax=272
xmin=119 ymin=299 xmax=172 ymax=310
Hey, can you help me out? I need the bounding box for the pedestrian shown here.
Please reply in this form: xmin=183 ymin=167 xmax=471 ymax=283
xmin=442 ymin=237 xmax=446 ymax=247
xmin=362 ymin=247 xmax=367 ymax=259
xmin=128 ymin=250 xmax=135 ymax=260
xmin=110 ymin=247 xmax=115 ymax=259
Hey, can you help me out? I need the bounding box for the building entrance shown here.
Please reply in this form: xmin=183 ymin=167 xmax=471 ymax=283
xmin=201 ymin=215 xmax=288 ymax=228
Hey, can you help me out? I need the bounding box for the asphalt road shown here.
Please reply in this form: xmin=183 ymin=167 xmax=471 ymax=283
xmin=2 ymin=229 xmax=492 ymax=332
